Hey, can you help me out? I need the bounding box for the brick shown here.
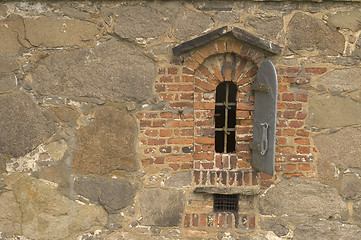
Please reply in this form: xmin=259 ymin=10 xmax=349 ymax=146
xmin=192 ymin=214 xmax=199 ymax=227
xmin=283 ymin=129 xmax=295 ymax=136
xmin=283 ymin=76 xmax=295 ymax=83
xmin=287 ymin=154 xmax=312 ymax=162
xmin=159 ymin=146 xmax=172 ymax=153
xmin=168 ymin=67 xmax=178 ymax=74
xmin=277 ymin=67 xmax=300 ymax=75
xmin=207 ymin=75 xmax=219 ymax=86
xmin=232 ymin=41 xmax=242 ymax=54
xmin=282 ymin=93 xmax=295 ymax=101
xmin=192 ymin=52 xmax=204 ymax=64
xmin=158 ymin=68 xmax=166 ymax=74
xmin=239 ymin=45 xmax=250 ymax=57
xmin=249 ymin=216 xmax=255 ymax=229
xmin=246 ymin=66 xmax=258 ymax=78
xmin=150 ymin=156 xmax=164 ymax=164
xmin=296 ymin=93 xmax=308 ymax=102
xmin=160 ymin=76 xmax=173 ymax=83
xmin=289 ymin=120 xmax=303 ymax=128
xmin=168 ymin=84 xmax=194 ymax=91
xmin=217 ymin=40 xmax=226 ymax=53
xmin=277 ymin=137 xmax=287 ymax=145
xmin=201 ymin=162 xmax=214 ymax=169
xmin=185 ymin=58 xmax=199 ymax=70
xmin=168 ymin=120 xmax=194 ymax=127
xmin=284 ymin=164 xmax=297 ymax=171
xmin=196 ymin=137 xmax=214 ymax=144
xmin=278 ymin=85 xmax=288 ymax=92
xmin=155 ymin=84 xmax=166 ymax=92
xmin=252 ymin=172 xmax=258 ymax=186
xmin=213 ymin=65 xmax=224 ymax=82
xmin=215 ymin=154 xmax=222 ymax=168
xmin=284 ymin=173 xmax=303 ymax=178
xmin=145 ymin=130 xmax=158 ymax=137
xmin=305 ymin=67 xmax=327 ymax=75
xmin=296 ymin=112 xmax=307 ymax=120
xmin=244 ymin=172 xmax=250 ymax=185
xmin=296 ymin=129 xmax=309 ymax=137
xmin=198 ymin=64 xmax=210 ymax=77
xmin=195 ymin=119 xmax=213 ymax=127
xmin=294 ymin=138 xmax=310 ymax=145
xmin=195 ymin=78 xmax=216 ymax=91
xmin=235 ymin=58 xmax=248 ymax=81
xmin=260 ymin=172 xmax=273 ymax=180
xmin=182 ymin=75 xmax=194 ymax=83
xmin=237 ymin=102 xmax=251 ymax=111
xmin=229 ymin=172 xmax=235 ymax=186
xmin=226 ymin=39 xmax=233 ymax=52
xmin=225 ymin=68 xmax=232 ymax=81
xmin=184 ymin=214 xmax=191 ymax=227
xmin=169 ymin=164 xmax=180 ymax=171
xmin=167 ymin=155 xmax=192 ymax=162
xmin=200 ymin=214 xmax=207 ymax=227
xmin=180 ymin=93 xmax=194 ymax=101
xmin=152 ymin=120 xmax=166 ymax=127
xmin=199 ymin=47 xmax=210 ymax=59
xmin=193 ymin=152 xmax=214 ymax=160
xmin=208 ymin=43 xmax=217 ymax=55
xmin=287 ymin=103 xmax=302 ymax=110
xmin=144 ymin=147 xmax=155 ymax=154
xmin=210 ymin=171 xmax=216 ymax=185
xmin=282 ymin=146 xmax=294 ymax=153
xmin=140 ymin=120 xmax=152 ymax=127
xmin=168 ymin=138 xmax=194 ymax=144
xmin=180 ymin=129 xmax=194 ymax=136
xmin=283 ymin=111 xmax=296 ymax=119
xmin=160 ymin=94 xmax=173 ymax=101
xmin=147 ymin=139 xmax=166 ymax=145
xmin=160 ymin=129 xmax=172 ymax=137
xmin=230 ymin=155 xmax=237 ymax=169
xmin=297 ymin=146 xmax=310 ymax=154
xmin=236 ymin=171 xmax=243 ymax=186
xmin=298 ymin=163 xmax=311 ymax=171
xmin=194 ymin=102 xmax=215 ymax=110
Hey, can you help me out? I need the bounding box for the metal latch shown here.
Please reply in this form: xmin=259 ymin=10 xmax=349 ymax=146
xmin=251 ymin=82 xmax=270 ymax=92
xmin=250 ymin=122 xmax=269 ymax=155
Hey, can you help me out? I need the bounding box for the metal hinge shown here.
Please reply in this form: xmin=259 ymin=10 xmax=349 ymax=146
xmin=251 ymin=82 xmax=270 ymax=92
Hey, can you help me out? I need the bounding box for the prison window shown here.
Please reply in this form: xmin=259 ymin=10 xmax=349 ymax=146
xmin=213 ymin=194 xmax=239 ymax=212
xmin=215 ymin=81 xmax=237 ymax=153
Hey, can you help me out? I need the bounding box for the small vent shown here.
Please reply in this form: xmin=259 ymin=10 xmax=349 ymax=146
xmin=213 ymin=194 xmax=238 ymax=212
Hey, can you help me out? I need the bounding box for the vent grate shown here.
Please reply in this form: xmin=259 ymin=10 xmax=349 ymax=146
xmin=213 ymin=194 xmax=238 ymax=212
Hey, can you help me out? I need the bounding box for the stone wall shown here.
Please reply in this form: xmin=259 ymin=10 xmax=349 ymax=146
xmin=1 ymin=1 xmax=361 ymax=240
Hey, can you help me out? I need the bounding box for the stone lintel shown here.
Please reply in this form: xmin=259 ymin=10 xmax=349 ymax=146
xmin=194 ymin=187 xmax=260 ymax=195
xmin=172 ymin=25 xmax=282 ymax=56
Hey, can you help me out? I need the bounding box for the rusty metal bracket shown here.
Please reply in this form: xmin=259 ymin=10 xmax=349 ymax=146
xmin=251 ymin=82 xmax=270 ymax=92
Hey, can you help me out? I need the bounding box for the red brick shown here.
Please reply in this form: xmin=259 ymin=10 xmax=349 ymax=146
xmin=147 ymin=139 xmax=166 ymax=145
xmin=185 ymin=58 xmax=199 ymax=70
xmin=193 ymin=153 xmax=214 ymax=160
xmin=196 ymin=137 xmax=214 ymax=144
xmin=249 ymin=216 xmax=255 ymax=229
xmin=152 ymin=120 xmax=166 ymax=127
xmin=240 ymin=45 xmax=250 ymax=57
xmin=244 ymin=172 xmax=250 ymax=185
xmin=252 ymin=172 xmax=258 ymax=186
xmin=198 ymin=64 xmax=210 ymax=77
xmin=282 ymin=146 xmax=294 ymax=153
xmin=140 ymin=120 xmax=152 ymax=127
xmin=287 ymin=103 xmax=302 ymax=110
xmin=217 ymin=40 xmax=226 ymax=53
xmin=195 ymin=78 xmax=217 ymax=91
xmin=182 ymin=76 xmax=194 ymax=83
xmin=299 ymin=163 xmax=311 ymax=171
xmin=168 ymin=120 xmax=194 ymax=127
xmin=296 ymin=94 xmax=308 ymax=102
xmin=284 ymin=173 xmax=303 ymax=178
xmin=168 ymin=138 xmax=194 ymax=144
xmin=296 ymin=112 xmax=307 ymax=120
xmin=277 ymin=137 xmax=287 ymax=145
xmin=260 ymin=172 xmax=273 ymax=180
xmin=168 ymin=84 xmax=194 ymax=91
xmin=237 ymin=102 xmax=251 ymax=110
xmin=167 ymin=155 xmax=192 ymax=162
xmin=208 ymin=43 xmax=217 ymax=55
xmin=283 ymin=129 xmax=295 ymax=136
xmin=283 ymin=76 xmax=295 ymax=83
xmin=184 ymin=214 xmax=191 ymax=227
xmin=296 ymin=129 xmax=309 ymax=137
xmin=278 ymin=85 xmax=288 ymax=92
xmin=213 ymin=65 xmax=224 ymax=82
xmin=287 ymin=154 xmax=312 ymax=162
xmin=180 ymin=129 xmax=194 ymax=136
xmin=235 ymin=58 xmax=248 ymax=80
xmin=289 ymin=121 xmax=304 ymax=128
xmin=145 ymin=130 xmax=158 ymax=137
xmin=200 ymin=214 xmax=207 ymax=227
xmin=246 ymin=66 xmax=258 ymax=78
xmin=284 ymin=164 xmax=297 ymax=171
xmin=225 ymin=68 xmax=232 ymax=81
xmin=159 ymin=146 xmax=172 ymax=153
xmin=294 ymin=138 xmax=310 ymax=145
xmin=194 ymin=102 xmax=215 ymax=110
xmin=201 ymin=162 xmax=214 ymax=169
xmin=160 ymin=76 xmax=172 ymax=83
xmin=232 ymin=41 xmax=242 ymax=54
xmin=283 ymin=111 xmax=296 ymax=119
xmin=160 ymin=129 xmax=172 ymax=137
xmin=199 ymin=47 xmax=210 ymax=59
xmin=277 ymin=67 xmax=300 ymax=75
xmin=192 ymin=214 xmax=199 ymax=227
xmin=169 ymin=102 xmax=193 ymax=109
xmin=226 ymin=39 xmax=233 ymax=52
xmin=192 ymin=52 xmax=204 ymax=64
xmin=144 ymin=147 xmax=155 ymax=154
xmin=169 ymin=164 xmax=180 ymax=170
xmin=150 ymin=156 xmax=164 ymax=164
xmin=305 ymin=67 xmax=327 ymax=75
xmin=297 ymin=147 xmax=310 ymax=154
xmin=282 ymin=93 xmax=295 ymax=101
xmin=160 ymin=94 xmax=173 ymax=101
xmin=168 ymin=67 xmax=178 ymax=74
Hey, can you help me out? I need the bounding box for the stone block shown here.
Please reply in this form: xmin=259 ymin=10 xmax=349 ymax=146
xmin=0 ymin=92 xmax=56 ymax=157
xmin=286 ymin=13 xmax=345 ymax=55
xmin=74 ymin=176 xmax=138 ymax=212
xmin=314 ymin=127 xmax=361 ymax=169
xmin=31 ymin=40 xmax=156 ymax=103
xmin=174 ymin=8 xmax=213 ymax=41
xmin=0 ymin=74 xmax=17 ymax=91
xmin=293 ymin=219 xmax=361 ymax=240
xmin=139 ymin=188 xmax=185 ymax=227
xmin=326 ymin=9 xmax=361 ymax=32
xmin=259 ymin=178 xmax=346 ymax=218
xmin=164 ymin=171 xmax=192 ymax=188
xmin=342 ymin=173 xmax=361 ymax=200
xmin=246 ymin=16 xmax=283 ymax=40
xmin=73 ymin=106 xmax=138 ymax=175
xmin=353 ymin=200 xmax=361 ymax=223
xmin=0 ymin=17 xmax=26 ymax=57
xmin=12 ymin=175 xmax=107 ymax=240
xmin=23 ymin=17 xmax=98 ymax=48
xmin=259 ymin=219 xmax=289 ymax=237
xmin=308 ymin=94 xmax=361 ymax=129
xmin=317 ymin=68 xmax=361 ymax=93
xmin=0 ymin=57 xmax=19 ymax=73
xmin=50 ymin=105 xmax=80 ymax=126
xmin=0 ymin=191 xmax=22 ymax=235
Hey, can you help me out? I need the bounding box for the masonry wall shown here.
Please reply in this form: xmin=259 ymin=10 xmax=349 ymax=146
xmin=1 ymin=1 xmax=361 ymax=240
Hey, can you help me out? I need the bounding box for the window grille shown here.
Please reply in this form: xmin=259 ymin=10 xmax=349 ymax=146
xmin=215 ymin=81 xmax=237 ymax=153
xmin=213 ymin=194 xmax=239 ymax=212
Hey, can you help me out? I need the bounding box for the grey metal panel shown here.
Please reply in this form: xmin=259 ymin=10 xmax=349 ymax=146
xmin=251 ymin=60 xmax=278 ymax=176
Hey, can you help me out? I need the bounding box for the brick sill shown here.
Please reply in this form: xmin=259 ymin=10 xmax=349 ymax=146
xmin=194 ymin=186 xmax=260 ymax=195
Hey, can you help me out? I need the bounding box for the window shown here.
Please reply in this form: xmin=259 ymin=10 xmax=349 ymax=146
xmin=213 ymin=194 xmax=239 ymax=212
xmin=215 ymin=81 xmax=237 ymax=153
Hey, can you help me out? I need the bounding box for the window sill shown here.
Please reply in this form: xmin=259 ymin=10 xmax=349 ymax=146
xmin=194 ymin=186 xmax=260 ymax=195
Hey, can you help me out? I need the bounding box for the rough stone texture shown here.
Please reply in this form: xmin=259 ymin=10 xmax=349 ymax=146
xmin=0 ymin=17 xmax=26 ymax=57
xmin=44 ymin=140 xmax=68 ymax=162
xmin=259 ymin=178 xmax=346 ymax=218
xmin=314 ymin=127 xmax=361 ymax=169
xmin=246 ymin=16 xmax=283 ymax=40
xmin=286 ymin=12 xmax=345 ymax=54
xmin=50 ymin=105 xmax=80 ymax=126
xmin=342 ymin=173 xmax=361 ymax=200
xmin=293 ymin=219 xmax=361 ymax=240
xmin=0 ymin=4 xmax=7 ymax=17
xmin=353 ymin=200 xmax=361 ymax=223
xmin=350 ymin=89 xmax=361 ymax=102
xmin=317 ymin=68 xmax=361 ymax=93
xmin=139 ymin=188 xmax=185 ymax=227
xmin=353 ymin=36 xmax=361 ymax=59
xmin=308 ymin=94 xmax=361 ymax=129
xmin=31 ymin=40 xmax=156 ymax=103
xmin=74 ymin=176 xmax=138 ymax=212
xmin=174 ymin=7 xmax=213 ymax=41
xmin=259 ymin=219 xmax=289 ymax=237
xmin=0 ymin=57 xmax=19 ymax=73
xmin=23 ymin=17 xmax=98 ymax=48
xmin=12 ymin=175 xmax=107 ymax=240
xmin=0 ymin=191 xmax=22 ymax=235
xmin=164 ymin=171 xmax=192 ymax=188
xmin=0 ymin=74 xmax=17 ymax=91
xmin=0 ymin=91 xmax=56 ymax=157
xmin=37 ymin=166 xmax=62 ymax=185
xmin=73 ymin=105 xmax=137 ymax=175
xmin=113 ymin=5 xmax=169 ymax=39
xmin=326 ymin=9 xmax=361 ymax=32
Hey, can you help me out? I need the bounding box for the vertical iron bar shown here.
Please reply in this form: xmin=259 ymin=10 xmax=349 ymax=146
xmin=224 ymin=83 xmax=229 ymax=153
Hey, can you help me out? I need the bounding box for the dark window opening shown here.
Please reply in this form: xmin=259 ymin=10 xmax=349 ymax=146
xmin=215 ymin=81 xmax=237 ymax=153
xmin=213 ymin=194 xmax=239 ymax=212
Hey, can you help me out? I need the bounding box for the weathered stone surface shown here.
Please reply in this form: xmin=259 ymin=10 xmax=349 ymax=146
xmin=246 ymin=16 xmax=283 ymax=39
xmin=314 ymin=127 xmax=361 ymax=169
xmin=0 ymin=191 xmax=22 ymax=235
xmin=0 ymin=17 xmax=26 ymax=56
xmin=174 ymin=7 xmax=213 ymax=41
xmin=74 ymin=176 xmax=138 ymax=212
xmin=44 ymin=140 xmax=68 ymax=161
xmin=0 ymin=57 xmax=18 ymax=73
xmin=139 ymin=188 xmax=185 ymax=226
xmin=73 ymin=106 xmax=137 ymax=175
xmin=287 ymin=13 xmax=345 ymax=54
xmin=164 ymin=171 xmax=192 ymax=188
xmin=308 ymin=94 xmax=361 ymax=129
xmin=37 ymin=166 xmax=62 ymax=185
xmin=342 ymin=173 xmax=361 ymax=200
xmin=23 ymin=17 xmax=98 ymax=48
xmin=326 ymin=9 xmax=361 ymax=32
xmin=50 ymin=105 xmax=80 ymax=126
xmin=353 ymin=36 xmax=361 ymax=59
xmin=0 ymin=92 xmax=56 ymax=157
xmin=0 ymin=4 xmax=7 ymax=17
xmin=31 ymin=40 xmax=155 ymax=103
xmin=353 ymin=200 xmax=361 ymax=223
xmin=293 ymin=219 xmax=361 ymax=240
xmin=12 ymin=175 xmax=107 ymax=240
xmin=259 ymin=178 xmax=346 ymax=218
xmin=112 ymin=5 xmax=169 ymax=39
xmin=0 ymin=74 xmax=17 ymax=91
xmin=317 ymin=68 xmax=361 ymax=93
xmin=259 ymin=219 xmax=289 ymax=237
